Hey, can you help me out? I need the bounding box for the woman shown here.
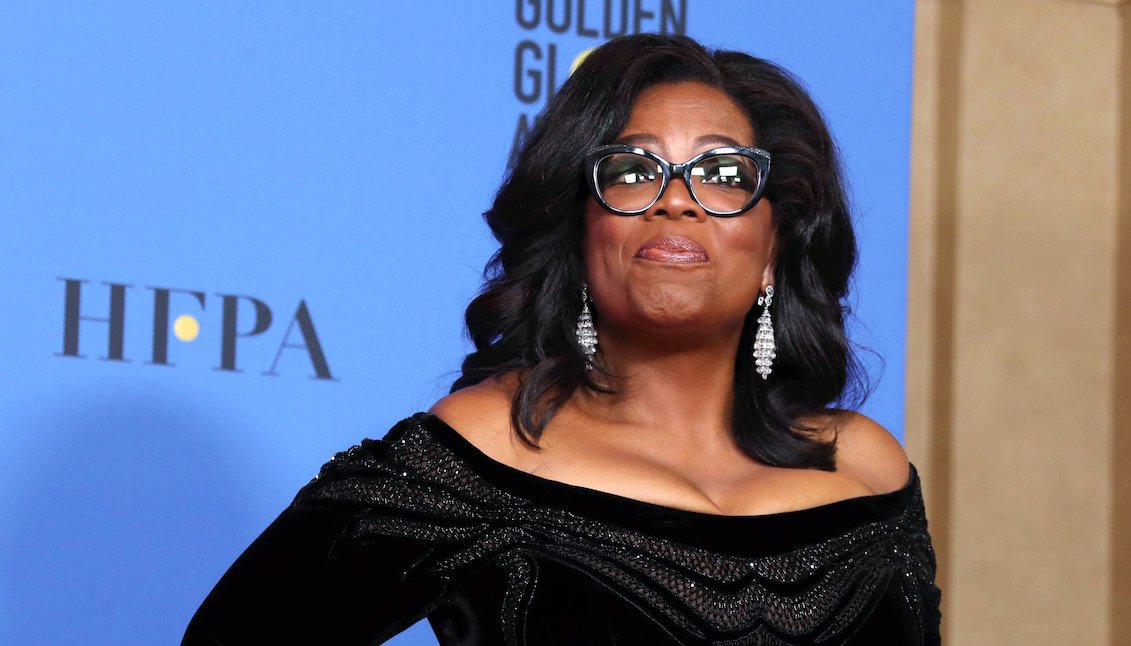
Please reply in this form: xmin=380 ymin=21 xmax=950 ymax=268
xmin=183 ymin=34 xmax=940 ymax=645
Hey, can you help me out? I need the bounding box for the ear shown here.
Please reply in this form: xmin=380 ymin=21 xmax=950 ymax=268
xmin=761 ymin=229 xmax=778 ymax=292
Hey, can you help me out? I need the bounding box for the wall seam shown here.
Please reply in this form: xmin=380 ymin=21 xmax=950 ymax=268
xmin=927 ymin=0 xmax=964 ymax=634
xmin=1109 ymin=5 xmax=1131 ymax=644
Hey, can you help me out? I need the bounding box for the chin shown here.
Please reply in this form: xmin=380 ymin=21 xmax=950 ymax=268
xmin=632 ymin=287 xmax=716 ymax=326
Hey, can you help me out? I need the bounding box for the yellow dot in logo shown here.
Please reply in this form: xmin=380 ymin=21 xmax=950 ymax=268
xmin=173 ymin=314 xmax=200 ymax=342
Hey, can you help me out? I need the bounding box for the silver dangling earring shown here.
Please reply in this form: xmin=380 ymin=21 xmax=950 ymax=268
xmin=576 ymin=282 xmax=598 ymax=369
xmin=753 ymin=285 xmax=776 ymax=379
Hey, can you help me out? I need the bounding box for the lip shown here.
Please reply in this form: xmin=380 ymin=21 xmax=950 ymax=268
xmin=635 ymin=235 xmax=709 ymax=264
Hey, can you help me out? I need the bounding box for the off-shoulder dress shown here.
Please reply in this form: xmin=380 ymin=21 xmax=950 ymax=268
xmin=183 ymin=413 xmax=941 ymax=645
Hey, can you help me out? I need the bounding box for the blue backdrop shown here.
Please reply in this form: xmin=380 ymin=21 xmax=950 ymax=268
xmin=0 ymin=2 xmax=914 ymax=644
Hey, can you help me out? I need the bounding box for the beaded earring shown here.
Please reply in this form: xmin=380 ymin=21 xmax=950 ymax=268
xmin=753 ymin=285 xmax=776 ymax=379
xmin=576 ymin=282 xmax=598 ymax=369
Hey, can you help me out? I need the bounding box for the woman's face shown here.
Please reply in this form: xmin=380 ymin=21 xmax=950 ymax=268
xmin=583 ymin=81 xmax=776 ymax=342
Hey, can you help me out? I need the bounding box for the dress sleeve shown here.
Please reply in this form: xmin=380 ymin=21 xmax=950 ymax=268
xmin=182 ymin=424 xmax=448 ymax=645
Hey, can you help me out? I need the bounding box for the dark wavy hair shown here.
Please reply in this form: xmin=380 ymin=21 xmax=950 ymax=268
xmin=453 ymin=34 xmax=862 ymax=470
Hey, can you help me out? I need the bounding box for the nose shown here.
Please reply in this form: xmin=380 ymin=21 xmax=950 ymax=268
xmin=645 ymin=177 xmax=707 ymax=222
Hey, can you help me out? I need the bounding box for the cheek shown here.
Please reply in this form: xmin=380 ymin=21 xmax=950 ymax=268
xmin=582 ymin=207 xmax=629 ymax=276
xmin=727 ymin=221 xmax=767 ymax=251
xmin=719 ymin=207 xmax=775 ymax=293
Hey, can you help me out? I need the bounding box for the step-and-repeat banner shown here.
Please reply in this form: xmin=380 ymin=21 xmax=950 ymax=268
xmin=0 ymin=2 xmax=914 ymax=644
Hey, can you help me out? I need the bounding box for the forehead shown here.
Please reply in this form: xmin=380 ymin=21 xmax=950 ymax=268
xmin=617 ymin=82 xmax=755 ymax=151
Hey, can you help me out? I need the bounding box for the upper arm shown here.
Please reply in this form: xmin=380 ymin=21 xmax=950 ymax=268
xmin=832 ymin=412 xmax=911 ymax=495
xmin=182 ymin=439 xmax=448 ymax=645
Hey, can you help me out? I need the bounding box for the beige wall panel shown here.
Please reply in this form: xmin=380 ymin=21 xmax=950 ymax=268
xmin=946 ymin=0 xmax=1120 ymax=643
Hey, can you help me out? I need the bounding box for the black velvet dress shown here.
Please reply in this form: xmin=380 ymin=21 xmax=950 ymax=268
xmin=183 ymin=413 xmax=941 ymax=645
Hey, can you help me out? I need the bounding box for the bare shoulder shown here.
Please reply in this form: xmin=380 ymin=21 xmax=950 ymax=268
xmin=427 ymin=374 xmax=523 ymax=461
xmin=826 ymin=411 xmax=910 ymax=495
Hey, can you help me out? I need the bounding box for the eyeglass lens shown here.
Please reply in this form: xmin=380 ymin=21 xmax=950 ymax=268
xmin=594 ymin=152 xmax=761 ymax=214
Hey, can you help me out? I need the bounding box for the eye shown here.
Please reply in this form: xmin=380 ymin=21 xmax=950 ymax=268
xmin=691 ymin=155 xmax=757 ymax=189
xmin=597 ymin=153 xmax=660 ymax=188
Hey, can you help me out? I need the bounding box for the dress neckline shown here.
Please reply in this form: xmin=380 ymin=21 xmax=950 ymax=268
xmin=413 ymin=412 xmax=920 ymax=553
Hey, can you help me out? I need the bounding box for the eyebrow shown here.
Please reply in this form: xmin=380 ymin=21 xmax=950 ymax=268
xmin=613 ymin=132 xmax=751 ymax=150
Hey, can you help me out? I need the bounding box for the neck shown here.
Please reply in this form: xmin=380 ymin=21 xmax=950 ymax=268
xmin=578 ymin=321 xmax=744 ymax=443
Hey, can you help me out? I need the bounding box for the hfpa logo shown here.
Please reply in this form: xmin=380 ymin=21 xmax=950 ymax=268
xmin=55 ymin=278 xmax=334 ymax=380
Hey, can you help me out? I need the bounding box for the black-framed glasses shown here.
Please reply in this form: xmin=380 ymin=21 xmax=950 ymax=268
xmin=583 ymin=145 xmax=771 ymax=217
